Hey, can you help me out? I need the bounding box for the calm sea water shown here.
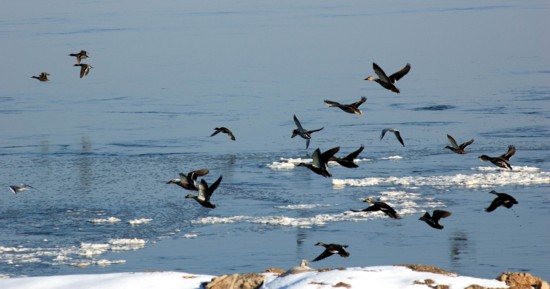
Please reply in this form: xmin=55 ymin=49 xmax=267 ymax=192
xmin=1 ymin=0 xmax=549 ymax=280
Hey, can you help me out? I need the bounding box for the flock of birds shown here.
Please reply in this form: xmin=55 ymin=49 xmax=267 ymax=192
xmin=22 ymin=55 xmax=521 ymax=264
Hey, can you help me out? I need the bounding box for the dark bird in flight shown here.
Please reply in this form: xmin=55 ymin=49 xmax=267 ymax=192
xmin=364 ymin=62 xmax=411 ymax=93
xmin=380 ymin=128 xmax=405 ymax=147
xmin=351 ymin=197 xmax=400 ymax=219
xmin=31 ymin=72 xmax=50 ymax=82
xmin=478 ymin=145 xmax=516 ymax=170
xmin=418 ymin=210 xmax=451 ymax=230
xmin=445 ymin=134 xmax=474 ymax=154
xmin=69 ymin=50 xmax=89 ymax=64
xmin=330 ymin=145 xmax=364 ymax=168
xmin=312 ymin=242 xmax=350 ymax=262
xmin=167 ymin=169 xmax=209 ymax=191
xmin=297 ymin=147 xmax=340 ymax=177
xmin=485 ymin=190 xmax=518 ymax=212
xmin=9 ymin=184 xmax=34 ymax=194
xmin=210 ymin=127 xmax=236 ymax=141
xmin=291 ymin=114 xmax=324 ymax=149
xmin=74 ymin=63 xmax=93 ymax=78
xmin=185 ymin=175 xmax=222 ymax=209
xmin=324 ymin=96 xmax=367 ymax=115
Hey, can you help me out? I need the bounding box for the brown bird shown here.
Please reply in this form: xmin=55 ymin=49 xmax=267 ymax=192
xmin=31 ymin=72 xmax=50 ymax=82
xmin=297 ymin=147 xmax=340 ymax=177
xmin=478 ymin=145 xmax=516 ymax=170
xmin=329 ymin=145 xmax=364 ymax=168
xmin=167 ymin=169 xmax=209 ymax=191
xmin=324 ymin=96 xmax=367 ymax=115
xmin=185 ymin=175 xmax=222 ymax=209
xmin=69 ymin=50 xmax=89 ymax=64
xmin=210 ymin=127 xmax=236 ymax=141
xmin=74 ymin=63 xmax=93 ymax=78
xmin=351 ymin=197 xmax=400 ymax=219
xmin=312 ymin=242 xmax=350 ymax=262
xmin=291 ymin=114 xmax=324 ymax=149
xmin=365 ymin=62 xmax=411 ymax=93
xmin=485 ymin=190 xmax=518 ymax=212
xmin=418 ymin=210 xmax=451 ymax=230
xmin=445 ymin=134 xmax=474 ymax=154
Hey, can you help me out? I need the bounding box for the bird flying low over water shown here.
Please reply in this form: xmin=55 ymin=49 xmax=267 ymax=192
xmin=351 ymin=197 xmax=401 ymax=219
xmin=364 ymin=62 xmax=411 ymax=93
xmin=291 ymin=114 xmax=324 ymax=149
xmin=312 ymin=242 xmax=350 ymax=262
xmin=324 ymin=96 xmax=367 ymax=115
xmin=74 ymin=63 xmax=93 ymax=78
xmin=31 ymin=72 xmax=50 ymax=82
xmin=69 ymin=50 xmax=89 ymax=64
xmin=445 ymin=134 xmax=474 ymax=154
xmin=478 ymin=145 xmax=516 ymax=170
xmin=418 ymin=210 xmax=451 ymax=230
xmin=185 ymin=175 xmax=222 ymax=209
xmin=485 ymin=190 xmax=518 ymax=212
xmin=297 ymin=147 xmax=340 ymax=177
xmin=210 ymin=127 xmax=236 ymax=141
xmin=167 ymin=169 xmax=209 ymax=191
xmin=380 ymin=128 xmax=405 ymax=146
xmin=330 ymin=145 xmax=364 ymax=168
xmin=9 ymin=184 xmax=34 ymax=194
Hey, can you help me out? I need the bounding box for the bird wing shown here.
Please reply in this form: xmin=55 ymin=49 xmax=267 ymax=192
xmin=336 ymin=246 xmax=350 ymax=257
xmin=306 ymin=138 xmax=310 ymax=149
xmin=389 ymin=63 xmax=411 ymax=83
xmin=363 ymin=204 xmax=381 ymax=212
xmin=324 ymin=100 xmax=342 ymax=107
xmin=312 ymin=249 xmax=334 ymax=262
xmin=293 ymin=115 xmax=306 ymax=133
xmin=500 ymin=145 xmax=516 ymax=160
xmin=311 ymin=149 xmax=323 ymax=168
xmin=79 ymin=66 xmax=86 ymax=78
xmin=351 ymin=96 xmax=367 ymax=108
xmin=432 ymin=210 xmax=451 ymax=221
xmin=446 ymin=134 xmax=459 ymax=149
xmin=197 ymin=179 xmax=208 ymax=201
xmin=190 ymin=169 xmax=209 ymax=181
xmin=307 ymin=127 xmax=324 ymax=134
xmin=210 ymin=129 xmax=221 ymax=137
xmin=372 ymin=63 xmax=391 ymax=83
xmin=485 ymin=198 xmax=503 ymax=212
xmin=227 ymin=130 xmax=236 ymax=140
xmin=393 ymin=130 xmax=405 ymax=146
xmin=321 ymin=147 xmax=340 ymax=163
xmin=380 ymin=129 xmax=390 ymax=140
xmin=206 ymin=176 xmax=223 ymax=198
xmin=344 ymin=145 xmax=364 ymax=160
xmin=459 ymin=139 xmax=474 ymax=149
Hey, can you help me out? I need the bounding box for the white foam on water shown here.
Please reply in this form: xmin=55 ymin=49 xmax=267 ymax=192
xmin=333 ymin=166 xmax=550 ymax=189
xmin=128 ymin=218 xmax=153 ymax=226
xmin=275 ymin=204 xmax=331 ymax=210
xmin=380 ymin=155 xmax=403 ymax=160
xmin=87 ymin=217 xmax=121 ymax=224
xmin=182 ymin=233 xmax=198 ymax=239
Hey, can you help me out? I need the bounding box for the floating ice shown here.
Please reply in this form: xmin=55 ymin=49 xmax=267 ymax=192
xmin=87 ymin=217 xmax=121 ymax=224
xmin=275 ymin=204 xmax=331 ymax=210
xmin=128 ymin=218 xmax=153 ymax=226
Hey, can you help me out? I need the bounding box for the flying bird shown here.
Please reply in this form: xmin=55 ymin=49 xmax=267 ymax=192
xmin=297 ymin=147 xmax=340 ymax=177
xmin=9 ymin=184 xmax=34 ymax=194
xmin=312 ymin=242 xmax=350 ymax=262
xmin=478 ymin=145 xmax=516 ymax=170
xmin=324 ymin=96 xmax=367 ymax=115
xmin=291 ymin=115 xmax=324 ymax=149
xmin=445 ymin=134 xmax=474 ymax=154
xmin=380 ymin=128 xmax=405 ymax=146
xmin=74 ymin=63 xmax=93 ymax=78
xmin=185 ymin=175 xmax=222 ymax=209
xmin=364 ymin=62 xmax=411 ymax=93
xmin=167 ymin=169 xmax=209 ymax=191
xmin=351 ymin=197 xmax=400 ymax=219
xmin=69 ymin=50 xmax=89 ymax=64
xmin=485 ymin=190 xmax=518 ymax=212
xmin=418 ymin=210 xmax=452 ymax=230
xmin=31 ymin=72 xmax=50 ymax=82
xmin=330 ymin=145 xmax=364 ymax=168
xmin=210 ymin=127 xmax=236 ymax=141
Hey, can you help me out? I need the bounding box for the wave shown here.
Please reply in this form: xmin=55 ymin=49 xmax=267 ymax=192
xmin=333 ymin=166 xmax=550 ymax=188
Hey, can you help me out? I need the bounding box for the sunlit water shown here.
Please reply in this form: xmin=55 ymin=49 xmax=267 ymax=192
xmin=1 ymin=0 xmax=549 ymax=280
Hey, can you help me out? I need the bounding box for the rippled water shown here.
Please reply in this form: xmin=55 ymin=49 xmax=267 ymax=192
xmin=1 ymin=0 xmax=549 ymax=280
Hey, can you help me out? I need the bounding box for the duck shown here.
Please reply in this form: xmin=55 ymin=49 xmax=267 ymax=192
xmin=329 ymin=145 xmax=364 ymax=168
xmin=478 ymin=145 xmax=516 ymax=170
xmin=74 ymin=63 xmax=93 ymax=78
xmin=297 ymin=147 xmax=340 ymax=177
xmin=351 ymin=197 xmax=400 ymax=219
xmin=312 ymin=242 xmax=350 ymax=262
xmin=167 ymin=169 xmax=209 ymax=191
xmin=364 ymin=62 xmax=411 ymax=93
xmin=69 ymin=50 xmax=89 ymax=64
xmin=485 ymin=190 xmax=518 ymax=212
xmin=324 ymin=96 xmax=367 ymax=115
xmin=210 ymin=127 xmax=236 ymax=141
xmin=291 ymin=114 xmax=324 ymax=149
xmin=31 ymin=72 xmax=50 ymax=82
xmin=418 ymin=210 xmax=451 ymax=230
xmin=445 ymin=134 xmax=474 ymax=154
xmin=9 ymin=184 xmax=33 ymax=194
xmin=380 ymin=128 xmax=405 ymax=146
xmin=185 ymin=175 xmax=222 ymax=209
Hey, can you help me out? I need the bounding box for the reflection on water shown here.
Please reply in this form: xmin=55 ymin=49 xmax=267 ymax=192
xmin=449 ymin=231 xmax=474 ymax=271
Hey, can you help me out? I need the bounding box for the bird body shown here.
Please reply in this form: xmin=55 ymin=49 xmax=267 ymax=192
xmin=69 ymin=50 xmax=89 ymax=64
xmin=9 ymin=184 xmax=33 ymax=194
xmin=445 ymin=134 xmax=474 ymax=154
xmin=74 ymin=63 xmax=93 ymax=78
xmin=210 ymin=127 xmax=236 ymax=141
xmin=185 ymin=175 xmax=222 ymax=208
xmin=297 ymin=147 xmax=339 ymax=177
xmin=330 ymin=145 xmax=364 ymax=168
xmin=419 ymin=210 xmax=451 ymax=229
xmin=352 ymin=198 xmax=400 ymax=219
xmin=312 ymin=242 xmax=350 ymax=262
xmin=485 ymin=190 xmax=518 ymax=212
xmin=324 ymin=96 xmax=367 ymax=115
xmin=365 ymin=63 xmax=410 ymax=93
xmin=380 ymin=128 xmax=405 ymax=146
xmin=31 ymin=72 xmax=50 ymax=82
xmin=291 ymin=115 xmax=323 ymax=149
xmin=478 ymin=145 xmax=516 ymax=170
xmin=167 ymin=169 xmax=209 ymax=191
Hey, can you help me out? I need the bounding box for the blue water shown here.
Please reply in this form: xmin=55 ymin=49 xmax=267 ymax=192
xmin=1 ymin=0 xmax=549 ymax=280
